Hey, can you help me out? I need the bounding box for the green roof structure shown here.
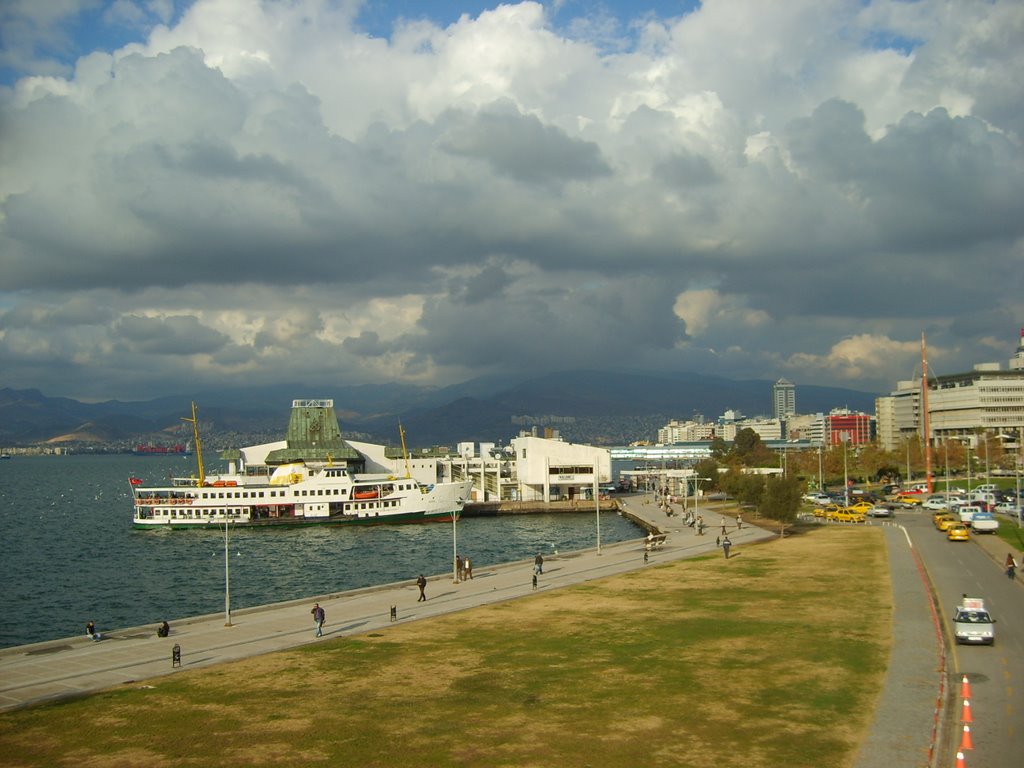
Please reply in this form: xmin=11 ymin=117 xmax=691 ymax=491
xmin=264 ymin=399 xmax=363 ymax=467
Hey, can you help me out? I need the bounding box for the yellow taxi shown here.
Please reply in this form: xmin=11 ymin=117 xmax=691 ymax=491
xmin=896 ymin=493 xmax=924 ymax=506
xmin=815 ymin=504 xmax=842 ymax=520
xmin=847 ymin=501 xmax=874 ymax=514
xmin=833 ymin=508 xmax=866 ymax=523
xmin=934 ymin=513 xmax=958 ymax=531
xmin=947 ymin=524 xmax=970 ymax=542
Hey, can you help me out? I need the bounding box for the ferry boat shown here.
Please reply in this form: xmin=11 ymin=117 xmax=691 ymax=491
xmin=131 ymin=399 xmax=472 ymax=529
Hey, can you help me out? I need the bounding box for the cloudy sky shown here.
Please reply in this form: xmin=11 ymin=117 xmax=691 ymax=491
xmin=1 ymin=0 xmax=1022 ymax=402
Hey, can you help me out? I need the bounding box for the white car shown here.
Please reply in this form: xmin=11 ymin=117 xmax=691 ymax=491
xmin=994 ymin=501 xmax=1022 ymax=517
xmin=866 ymin=505 xmax=893 ymax=518
xmin=922 ymin=496 xmax=949 ymax=511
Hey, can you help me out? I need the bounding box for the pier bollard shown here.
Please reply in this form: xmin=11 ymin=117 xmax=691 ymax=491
xmin=390 ymin=605 xmax=397 ymax=622
xmin=172 ymin=644 xmax=181 ymax=668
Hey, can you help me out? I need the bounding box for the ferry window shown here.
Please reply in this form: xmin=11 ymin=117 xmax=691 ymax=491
xmin=259 ymin=492 xmax=264 ymax=498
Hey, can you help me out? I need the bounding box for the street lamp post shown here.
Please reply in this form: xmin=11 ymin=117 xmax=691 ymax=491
xmin=693 ymin=477 xmax=711 ymax=522
xmin=593 ymin=461 xmax=602 ymax=555
xmin=223 ymin=516 xmax=233 ymax=627
xmin=451 ymin=509 xmax=460 ymax=583
xmin=841 ymin=432 xmax=851 ymax=507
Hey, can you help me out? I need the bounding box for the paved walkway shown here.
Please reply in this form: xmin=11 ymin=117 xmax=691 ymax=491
xmin=0 ymin=497 xmax=769 ymax=712
xmin=0 ymin=496 xmax=970 ymax=768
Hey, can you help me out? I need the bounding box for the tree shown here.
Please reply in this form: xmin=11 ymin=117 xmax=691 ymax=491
xmin=760 ymin=476 xmax=803 ymax=524
xmin=694 ymin=458 xmax=720 ymax=490
xmin=710 ymin=436 xmax=729 ymax=460
xmin=733 ymin=428 xmax=762 ymax=458
xmin=720 ymin=469 xmax=765 ymax=508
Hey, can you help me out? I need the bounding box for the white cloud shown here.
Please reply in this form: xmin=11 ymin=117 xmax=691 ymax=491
xmin=1 ymin=0 xmax=1023 ymax=401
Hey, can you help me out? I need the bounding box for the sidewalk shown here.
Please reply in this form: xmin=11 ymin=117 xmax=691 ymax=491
xmin=0 ymin=497 xmax=770 ymax=712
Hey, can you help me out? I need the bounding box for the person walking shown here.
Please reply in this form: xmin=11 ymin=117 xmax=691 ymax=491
xmin=311 ymin=603 xmax=325 ymax=637
xmin=736 ymin=513 xmax=743 ymax=530
xmin=534 ymin=553 xmax=544 ymax=575
xmin=722 ymin=535 xmax=732 ymax=559
xmin=1006 ymin=553 xmax=1017 ymax=580
xmin=464 ymin=556 xmax=473 ymax=580
xmin=455 ymin=555 xmax=463 ymax=582
xmin=417 ymin=573 xmax=427 ymax=601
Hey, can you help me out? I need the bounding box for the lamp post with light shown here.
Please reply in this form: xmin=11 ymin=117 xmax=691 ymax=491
xmin=223 ymin=516 xmax=233 ymax=627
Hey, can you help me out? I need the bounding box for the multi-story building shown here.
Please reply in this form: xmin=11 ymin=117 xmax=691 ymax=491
xmin=826 ymin=408 xmax=874 ymax=446
xmin=437 ymin=436 xmax=612 ymax=503
xmin=773 ymin=379 xmax=796 ymax=420
xmin=877 ymin=330 xmax=1024 ymax=455
xmin=657 ymin=419 xmax=716 ymax=444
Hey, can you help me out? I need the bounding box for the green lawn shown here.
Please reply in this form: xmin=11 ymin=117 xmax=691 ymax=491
xmin=0 ymin=526 xmax=891 ymax=768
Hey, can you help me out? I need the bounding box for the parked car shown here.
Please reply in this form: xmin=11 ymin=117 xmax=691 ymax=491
xmin=969 ymin=512 xmax=999 ymax=534
xmin=832 ymin=509 xmax=866 ymax=523
xmin=896 ymin=493 xmax=925 ymax=507
xmin=922 ymin=495 xmax=949 ymax=511
xmin=994 ymin=501 xmax=1022 ymax=517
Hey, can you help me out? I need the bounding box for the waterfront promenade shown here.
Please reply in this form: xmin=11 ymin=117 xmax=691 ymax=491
xmin=0 ymin=497 xmax=958 ymax=767
xmin=0 ymin=497 xmax=769 ymax=713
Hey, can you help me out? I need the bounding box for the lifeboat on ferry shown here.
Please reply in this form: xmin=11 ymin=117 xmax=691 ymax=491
xmin=353 ymin=489 xmax=379 ymax=500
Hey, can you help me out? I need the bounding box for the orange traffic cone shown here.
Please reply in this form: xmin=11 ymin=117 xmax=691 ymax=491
xmin=960 ymin=724 xmax=973 ymax=751
xmin=956 ymin=750 xmax=966 ymax=768
xmin=962 ymin=698 xmax=973 ymax=723
xmin=960 ymin=675 xmax=971 ymax=699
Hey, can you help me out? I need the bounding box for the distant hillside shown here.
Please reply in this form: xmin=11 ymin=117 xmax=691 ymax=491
xmin=0 ymin=372 xmax=878 ymax=448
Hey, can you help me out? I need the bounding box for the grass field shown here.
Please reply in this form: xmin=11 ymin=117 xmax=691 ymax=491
xmin=0 ymin=526 xmax=890 ymax=768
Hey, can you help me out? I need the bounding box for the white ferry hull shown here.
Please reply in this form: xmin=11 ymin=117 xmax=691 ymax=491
xmin=133 ymin=474 xmax=473 ymax=530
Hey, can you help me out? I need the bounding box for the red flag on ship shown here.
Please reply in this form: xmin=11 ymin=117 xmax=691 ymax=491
xmin=129 ymin=477 xmax=143 ymax=485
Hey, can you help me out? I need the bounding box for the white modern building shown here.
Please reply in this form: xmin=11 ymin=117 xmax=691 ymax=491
xmin=437 ymin=436 xmax=612 ymax=503
xmin=875 ymin=330 xmax=1024 ymax=458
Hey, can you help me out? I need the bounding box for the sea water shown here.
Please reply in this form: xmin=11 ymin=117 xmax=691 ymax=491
xmin=0 ymin=454 xmax=641 ymax=648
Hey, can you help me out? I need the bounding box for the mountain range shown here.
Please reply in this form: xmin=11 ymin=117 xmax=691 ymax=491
xmin=0 ymin=370 xmax=878 ymax=448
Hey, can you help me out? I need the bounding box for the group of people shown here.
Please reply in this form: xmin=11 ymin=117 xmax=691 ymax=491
xmin=454 ymin=554 xmax=474 ymax=581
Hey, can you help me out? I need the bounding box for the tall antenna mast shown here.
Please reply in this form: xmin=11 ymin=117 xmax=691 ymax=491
xmin=921 ymin=333 xmax=933 ymax=493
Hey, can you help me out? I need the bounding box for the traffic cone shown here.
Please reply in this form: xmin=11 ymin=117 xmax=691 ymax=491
xmin=960 ymin=675 xmax=971 ymax=699
xmin=962 ymin=698 xmax=973 ymax=723
xmin=960 ymin=724 xmax=973 ymax=751
xmin=956 ymin=750 xmax=966 ymax=768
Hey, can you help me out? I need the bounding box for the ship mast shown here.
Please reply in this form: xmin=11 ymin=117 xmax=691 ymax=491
xmin=921 ymin=333 xmax=933 ymax=493
xmin=399 ymin=421 xmax=412 ymax=479
xmin=181 ymin=401 xmax=206 ymax=485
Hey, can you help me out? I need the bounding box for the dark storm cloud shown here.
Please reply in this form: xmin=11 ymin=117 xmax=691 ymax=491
xmin=1 ymin=0 xmax=1022 ymax=400
xmin=114 ymin=314 xmax=229 ymax=355
xmin=441 ymin=101 xmax=611 ymax=186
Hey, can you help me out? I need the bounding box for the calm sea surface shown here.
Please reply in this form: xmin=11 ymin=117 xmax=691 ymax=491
xmin=0 ymin=455 xmax=641 ymax=648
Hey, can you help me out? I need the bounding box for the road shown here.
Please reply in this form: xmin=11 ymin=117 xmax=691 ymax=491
xmin=903 ymin=508 xmax=1024 ymax=766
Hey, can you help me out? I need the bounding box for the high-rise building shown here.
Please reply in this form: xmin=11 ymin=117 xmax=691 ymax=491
xmin=773 ymin=379 xmax=796 ymax=420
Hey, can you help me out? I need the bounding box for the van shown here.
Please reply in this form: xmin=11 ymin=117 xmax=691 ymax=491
xmin=958 ymin=505 xmax=983 ymax=523
xmin=974 ymin=484 xmax=998 ymax=494
xmin=971 ymin=492 xmax=997 ymax=509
